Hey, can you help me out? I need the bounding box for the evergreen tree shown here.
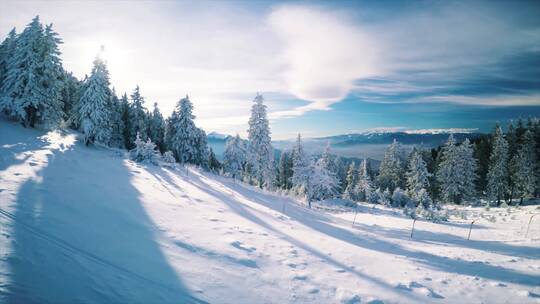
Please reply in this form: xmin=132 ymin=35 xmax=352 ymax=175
xmin=343 ymin=162 xmax=358 ymax=200
xmin=319 ymin=142 xmax=339 ymax=198
xmin=128 ymin=85 xmax=148 ymax=147
xmin=1 ymin=17 xmax=64 ymax=128
xmin=333 ymin=156 xmax=347 ymax=193
xmin=355 ymin=158 xmax=373 ymax=202
xmin=108 ymin=89 xmax=125 ymax=148
xmin=291 ymin=134 xmax=310 ymax=194
xmin=0 ymin=28 xmax=18 ymax=92
xmin=120 ymin=93 xmax=131 ymax=149
xmin=247 ymin=93 xmax=274 ymax=188
xmin=458 ymin=138 xmax=478 ymax=201
xmin=437 ymin=135 xmax=462 ymax=203
xmin=167 ymin=95 xmax=208 ymax=166
xmin=224 ymin=134 xmax=246 ymax=180
xmin=306 ymin=157 xmax=339 ymax=205
xmin=277 ymin=150 xmax=293 ymax=189
xmin=487 ymin=125 xmax=509 ymax=205
xmin=377 ymin=139 xmax=405 ymax=192
xmin=130 ymin=132 xmax=160 ymax=165
xmin=60 ymin=71 xmax=81 ymax=128
xmin=207 ymin=148 xmax=221 ymax=172
xmin=77 ymin=55 xmax=112 ymax=145
xmin=149 ymin=102 xmax=166 ymax=153
xmin=511 ymin=130 xmax=537 ymax=204
xmin=406 ymin=148 xmax=431 ymax=201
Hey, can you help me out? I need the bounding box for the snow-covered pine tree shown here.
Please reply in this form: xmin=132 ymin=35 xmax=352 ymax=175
xmin=406 ymin=148 xmax=431 ymax=201
xmin=291 ymin=133 xmax=310 ymax=195
xmin=162 ymin=151 xmax=176 ymax=166
xmin=277 ymin=150 xmax=292 ymax=189
xmin=391 ymin=187 xmax=409 ymax=208
xmin=333 ymin=156 xmax=347 ymax=193
xmin=128 ymin=85 xmax=149 ymax=146
xmin=342 ymin=162 xmax=358 ymax=201
xmin=60 ymin=71 xmax=81 ymax=128
xmin=487 ymin=125 xmax=509 ymax=205
xmin=306 ymin=157 xmax=339 ymax=205
xmin=168 ymin=95 xmax=208 ymax=166
xmin=354 ymin=159 xmax=373 ymax=202
xmin=511 ymin=130 xmax=537 ymax=204
xmin=108 ymin=89 xmax=125 ymax=148
xmin=377 ymin=139 xmax=405 ymax=192
xmin=457 ymin=138 xmax=478 ymax=201
xmin=149 ymin=102 xmax=166 ymax=153
xmin=1 ymin=17 xmax=64 ymax=128
xmin=207 ymin=148 xmax=221 ymax=172
xmin=77 ymin=55 xmax=112 ymax=145
xmin=437 ymin=134 xmax=462 ymax=203
xmin=319 ymin=142 xmax=339 ymax=198
xmin=224 ymin=134 xmax=246 ymax=180
xmin=119 ymin=93 xmax=131 ymax=149
xmin=130 ymin=132 xmax=160 ymax=165
xmin=247 ymin=93 xmax=274 ymax=188
xmin=0 ymin=28 xmax=18 ymax=92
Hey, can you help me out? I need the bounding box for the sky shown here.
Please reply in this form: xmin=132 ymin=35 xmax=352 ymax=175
xmin=1 ymin=0 xmax=539 ymax=139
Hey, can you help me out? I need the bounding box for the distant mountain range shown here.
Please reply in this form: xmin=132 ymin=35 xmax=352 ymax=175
xmin=207 ymin=129 xmax=483 ymax=161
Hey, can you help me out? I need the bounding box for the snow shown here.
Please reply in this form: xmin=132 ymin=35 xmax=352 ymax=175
xmin=1 ymin=119 xmax=539 ymax=303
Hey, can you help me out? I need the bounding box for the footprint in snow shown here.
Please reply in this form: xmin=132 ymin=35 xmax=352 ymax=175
xmin=395 ymin=281 xmax=444 ymax=299
xmin=293 ymin=275 xmax=308 ymax=281
xmin=231 ymin=241 xmax=256 ymax=253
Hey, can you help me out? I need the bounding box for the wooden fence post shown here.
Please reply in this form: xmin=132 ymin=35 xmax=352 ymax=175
xmin=410 ymin=219 xmax=417 ymax=238
xmin=525 ymin=214 xmax=539 ymax=238
xmin=467 ymin=220 xmax=475 ymax=240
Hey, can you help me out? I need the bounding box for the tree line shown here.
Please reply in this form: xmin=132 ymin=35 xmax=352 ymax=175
xmin=1 ymin=17 xmax=538 ymax=219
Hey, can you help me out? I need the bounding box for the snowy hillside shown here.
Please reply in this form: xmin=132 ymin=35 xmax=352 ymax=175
xmin=1 ymin=119 xmax=539 ymax=304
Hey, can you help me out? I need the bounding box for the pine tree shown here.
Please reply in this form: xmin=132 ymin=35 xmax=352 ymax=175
xmin=277 ymin=150 xmax=293 ymax=189
xmin=511 ymin=130 xmax=537 ymax=204
xmin=355 ymin=159 xmax=373 ymax=202
xmin=223 ymin=134 xmax=246 ymax=180
xmin=167 ymin=95 xmax=208 ymax=166
xmin=487 ymin=125 xmax=509 ymax=205
xmin=291 ymin=134 xmax=310 ymax=194
xmin=458 ymin=138 xmax=478 ymax=201
xmin=77 ymin=55 xmax=112 ymax=145
xmin=149 ymin=102 xmax=166 ymax=153
xmin=377 ymin=139 xmax=405 ymax=192
xmin=247 ymin=93 xmax=274 ymax=188
xmin=0 ymin=28 xmax=18 ymax=91
xmin=306 ymin=157 xmax=339 ymax=205
xmin=162 ymin=151 xmax=176 ymax=165
xmin=120 ymin=93 xmax=131 ymax=149
xmin=108 ymin=89 xmax=125 ymax=148
xmin=60 ymin=71 xmax=81 ymax=128
xmin=1 ymin=17 xmax=64 ymax=128
xmin=207 ymin=148 xmax=221 ymax=172
xmin=128 ymin=85 xmax=148 ymax=146
xmin=437 ymin=134 xmax=462 ymax=203
xmin=343 ymin=162 xmax=358 ymax=200
xmin=406 ymin=148 xmax=431 ymax=201
xmin=333 ymin=156 xmax=347 ymax=193
xmin=130 ymin=132 xmax=160 ymax=165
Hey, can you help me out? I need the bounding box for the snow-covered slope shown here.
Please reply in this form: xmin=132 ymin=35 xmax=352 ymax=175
xmin=1 ymin=119 xmax=539 ymax=304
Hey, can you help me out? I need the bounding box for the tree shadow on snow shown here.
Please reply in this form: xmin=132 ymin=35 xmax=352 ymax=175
xmin=1 ymin=130 xmax=205 ymax=303
xmin=183 ymin=170 xmax=540 ymax=289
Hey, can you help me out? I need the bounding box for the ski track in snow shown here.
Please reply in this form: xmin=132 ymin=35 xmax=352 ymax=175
xmin=1 ymin=119 xmax=540 ymax=304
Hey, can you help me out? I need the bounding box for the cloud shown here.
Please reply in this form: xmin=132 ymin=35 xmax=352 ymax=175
xmin=268 ymin=5 xmax=379 ymax=104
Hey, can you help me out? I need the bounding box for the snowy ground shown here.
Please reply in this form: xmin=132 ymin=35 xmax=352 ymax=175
xmin=1 ymin=119 xmax=539 ymax=304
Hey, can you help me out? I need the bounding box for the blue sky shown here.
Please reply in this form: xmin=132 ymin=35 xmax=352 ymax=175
xmin=1 ymin=0 xmax=539 ymax=139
